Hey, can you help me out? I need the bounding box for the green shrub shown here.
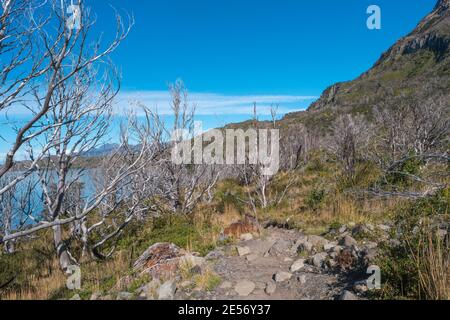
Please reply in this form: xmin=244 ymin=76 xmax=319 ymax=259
xmin=305 ymin=188 xmax=326 ymax=211
xmin=374 ymin=189 xmax=449 ymax=300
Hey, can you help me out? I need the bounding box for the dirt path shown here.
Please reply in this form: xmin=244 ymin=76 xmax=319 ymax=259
xmin=206 ymin=228 xmax=350 ymax=300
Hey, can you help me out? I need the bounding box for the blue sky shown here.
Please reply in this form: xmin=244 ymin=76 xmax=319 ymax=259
xmin=0 ymin=0 xmax=437 ymax=160
xmin=90 ymin=0 xmax=435 ymax=95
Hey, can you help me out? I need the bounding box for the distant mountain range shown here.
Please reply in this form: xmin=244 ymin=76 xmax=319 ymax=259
xmin=81 ymin=143 xmax=120 ymax=157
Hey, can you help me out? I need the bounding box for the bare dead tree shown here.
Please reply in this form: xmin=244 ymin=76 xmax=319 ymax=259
xmin=0 ymin=0 xmax=50 ymax=112
xmin=238 ymin=104 xmax=291 ymax=213
xmin=148 ymin=80 xmax=219 ymax=215
xmin=80 ymin=108 xmax=164 ymax=260
xmin=0 ymin=174 xmax=39 ymax=253
xmin=368 ymin=95 xmax=449 ymax=198
xmin=0 ymin=0 xmax=133 ymax=199
xmin=0 ymin=2 xmax=137 ymax=269
xmin=330 ymin=114 xmax=371 ymax=179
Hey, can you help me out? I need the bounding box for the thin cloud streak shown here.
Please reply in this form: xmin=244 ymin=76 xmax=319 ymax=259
xmin=115 ymin=91 xmax=317 ymax=115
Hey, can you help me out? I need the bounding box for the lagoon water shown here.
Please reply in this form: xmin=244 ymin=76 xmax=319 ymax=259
xmin=2 ymin=169 xmax=96 ymax=228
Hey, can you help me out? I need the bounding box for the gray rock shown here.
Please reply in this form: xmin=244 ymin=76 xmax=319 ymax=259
xmin=311 ymin=252 xmax=328 ymax=268
xmin=352 ymin=224 xmax=372 ymax=237
xmin=249 ymin=239 xmax=277 ymax=255
xmin=329 ymin=252 xmax=338 ymax=259
xmin=89 ymin=292 xmax=102 ymax=300
xmin=327 ymin=259 xmax=338 ymax=268
xmin=353 ymin=280 xmax=368 ymax=294
xmin=290 ymin=259 xmax=306 ymax=272
xmin=179 ymin=280 xmax=193 ymax=288
xmin=292 ymin=236 xmax=308 ymax=252
xmin=157 ymin=280 xmax=177 ymax=300
xmin=274 ymin=271 xmax=293 ymax=282
xmin=297 ymin=275 xmax=307 ymax=285
xmin=363 ymin=248 xmax=379 ymax=264
xmin=70 ymin=294 xmax=81 ymax=300
xmin=339 ymin=226 xmax=347 ymax=233
xmin=234 ymin=280 xmax=256 ymax=296
xmin=298 ymin=241 xmax=314 ymax=253
xmin=339 ymin=290 xmax=359 ymax=300
xmin=324 ymin=242 xmax=337 ymax=251
xmin=219 ymin=281 xmax=233 ymax=290
xmin=246 ymin=254 xmax=258 ymax=262
xmin=205 ymin=249 xmax=224 ymax=261
xmin=179 ymin=255 xmax=206 ymax=268
xmin=340 ymin=235 xmax=357 ymax=247
xmin=240 ymin=233 xmax=253 ymax=241
xmin=237 ymin=246 xmax=251 ymax=256
xmin=378 ymin=224 xmax=391 ymax=232
xmin=116 ymin=292 xmax=134 ymax=300
xmin=142 ymin=279 xmax=161 ymax=299
xmin=307 ymin=235 xmax=329 ymax=248
xmin=269 ymin=239 xmax=295 ymax=256
xmin=265 ymin=282 xmax=277 ymax=295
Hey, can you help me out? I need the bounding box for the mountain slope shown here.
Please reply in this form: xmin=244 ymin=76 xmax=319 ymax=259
xmin=282 ymin=0 xmax=450 ymax=131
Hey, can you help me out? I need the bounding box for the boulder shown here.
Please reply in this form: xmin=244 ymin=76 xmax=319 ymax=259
xmin=240 ymin=233 xmax=254 ymax=241
xmin=339 ymin=290 xmax=359 ymax=300
xmin=327 ymin=259 xmax=338 ymax=268
xmin=274 ymin=271 xmax=293 ymax=282
xmin=362 ymin=247 xmax=379 ymax=264
xmin=290 ymin=259 xmax=306 ymax=272
xmin=116 ymin=292 xmax=134 ymax=300
xmin=353 ymin=280 xmax=368 ymax=294
xmin=234 ymin=280 xmax=256 ymax=296
xmin=179 ymin=280 xmax=193 ymax=289
xmin=133 ymin=243 xmax=185 ymax=271
xmin=269 ymin=239 xmax=295 ymax=256
xmin=246 ymin=254 xmax=258 ymax=262
xmin=179 ymin=255 xmax=206 ymax=268
xmin=311 ymin=252 xmax=328 ymax=268
xmin=324 ymin=242 xmax=337 ymax=251
xmin=157 ymin=280 xmax=177 ymax=300
xmin=352 ymin=224 xmax=372 ymax=237
xmin=298 ymin=241 xmax=313 ymax=253
xmin=89 ymin=292 xmax=102 ymax=300
xmin=297 ymin=275 xmax=307 ymax=285
xmin=205 ymin=249 xmax=224 ymax=261
xmin=307 ymin=235 xmax=329 ymax=248
xmin=219 ymin=281 xmax=233 ymax=290
xmin=340 ymin=235 xmax=357 ymax=247
xmin=237 ymin=246 xmax=251 ymax=256
xmin=265 ymin=282 xmax=277 ymax=295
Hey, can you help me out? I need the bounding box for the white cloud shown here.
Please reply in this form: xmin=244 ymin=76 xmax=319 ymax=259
xmin=114 ymin=91 xmax=317 ymax=115
xmin=1 ymin=90 xmax=317 ymax=116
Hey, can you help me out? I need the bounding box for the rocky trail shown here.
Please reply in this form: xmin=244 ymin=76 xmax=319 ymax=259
xmin=82 ymin=222 xmax=391 ymax=301
xmin=208 ymin=227 xmax=348 ymax=300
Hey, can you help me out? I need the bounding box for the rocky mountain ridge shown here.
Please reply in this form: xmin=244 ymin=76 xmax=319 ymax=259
xmin=281 ymin=0 xmax=449 ymax=131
